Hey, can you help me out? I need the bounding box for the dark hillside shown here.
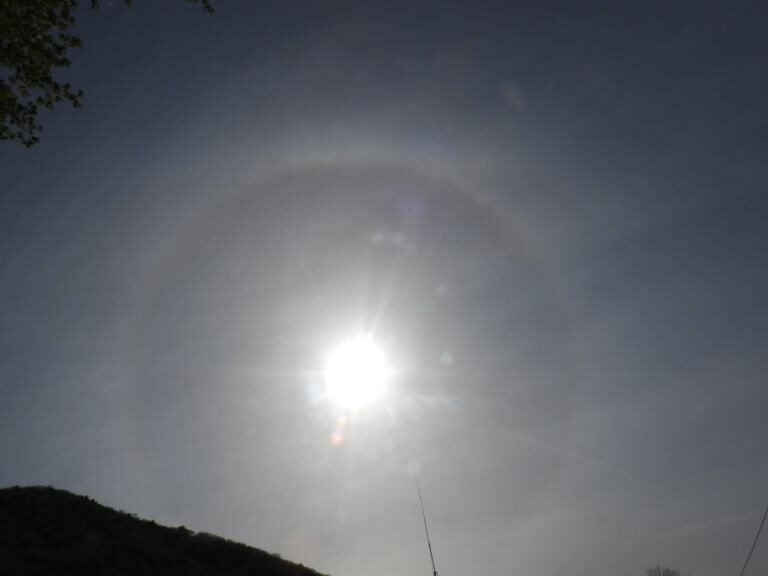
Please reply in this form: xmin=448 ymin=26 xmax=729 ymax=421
xmin=0 ymin=486 xmax=327 ymax=576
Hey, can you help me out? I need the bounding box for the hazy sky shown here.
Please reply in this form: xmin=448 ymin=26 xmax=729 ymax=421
xmin=2 ymin=2 xmax=768 ymax=576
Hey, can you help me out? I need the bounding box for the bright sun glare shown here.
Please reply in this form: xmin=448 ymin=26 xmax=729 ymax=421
xmin=324 ymin=336 xmax=390 ymax=411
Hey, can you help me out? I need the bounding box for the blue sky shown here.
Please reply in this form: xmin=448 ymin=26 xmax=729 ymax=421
xmin=2 ymin=3 xmax=768 ymax=576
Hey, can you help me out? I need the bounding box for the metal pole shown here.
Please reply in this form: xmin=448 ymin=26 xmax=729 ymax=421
xmin=417 ymin=478 xmax=438 ymax=576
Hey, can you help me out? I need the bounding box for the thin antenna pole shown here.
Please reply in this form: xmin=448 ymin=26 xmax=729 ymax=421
xmin=417 ymin=478 xmax=438 ymax=576
xmin=737 ymin=505 xmax=768 ymax=576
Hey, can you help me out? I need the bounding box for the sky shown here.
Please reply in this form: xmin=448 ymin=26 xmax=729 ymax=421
xmin=2 ymin=2 xmax=768 ymax=576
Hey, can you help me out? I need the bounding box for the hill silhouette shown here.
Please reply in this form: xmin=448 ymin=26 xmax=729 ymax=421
xmin=0 ymin=485 xmax=328 ymax=576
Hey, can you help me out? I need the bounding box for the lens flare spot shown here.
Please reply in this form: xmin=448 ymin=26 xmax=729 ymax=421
xmin=330 ymin=431 xmax=344 ymax=446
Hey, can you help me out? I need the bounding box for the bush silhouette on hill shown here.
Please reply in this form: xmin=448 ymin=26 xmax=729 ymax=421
xmin=0 ymin=485 xmax=326 ymax=576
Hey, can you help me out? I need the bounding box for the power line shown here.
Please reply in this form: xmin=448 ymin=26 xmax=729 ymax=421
xmin=737 ymin=505 xmax=768 ymax=576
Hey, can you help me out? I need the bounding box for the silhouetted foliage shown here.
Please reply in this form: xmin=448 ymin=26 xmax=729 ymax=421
xmin=648 ymin=564 xmax=682 ymax=576
xmin=0 ymin=485 xmax=326 ymax=576
xmin=0 ymin=0 xmax=213 ymax=147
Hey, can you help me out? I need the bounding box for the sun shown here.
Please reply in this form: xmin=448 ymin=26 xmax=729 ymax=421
xmin=324 ymin=335 xmax=391 ymax=411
